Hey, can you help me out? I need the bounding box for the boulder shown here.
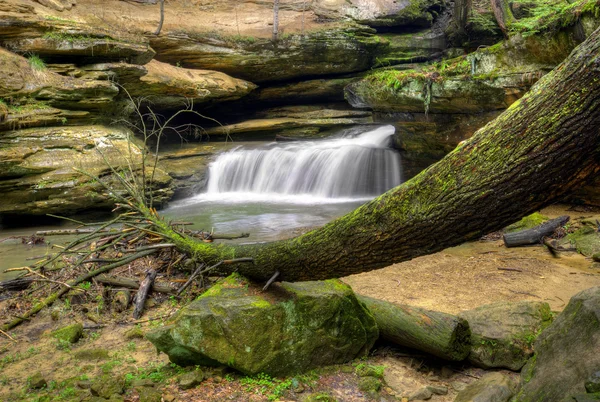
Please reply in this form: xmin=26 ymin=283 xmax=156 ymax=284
xmin=90 ymin=374 xmax=125 ymax=399
xmin=121 ymin=59 xmax=257 ymax=109
xmin=147 ymin=274 xmax=378 ymax=376
xmin=561 ymin=221 xmax=600 ymax=257
xmin=454 ymin=372 xmax=518 ymax=402
xmin=458 ymin=301 xmax=554 ymax=371
xmin=51 ymin=322 xmax=83 ymax=344
xmin=515 ymin=287 xmax=600 ymax=401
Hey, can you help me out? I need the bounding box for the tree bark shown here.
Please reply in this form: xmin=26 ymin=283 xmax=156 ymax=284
xmin=133 ymin=269 xmax=157 ymax=319
xmin=453 ymin=0 xmax=472 ymax=39
xmin=491 ymin=0 xmax=515 ymax=37
xmin=157 ymin=27 xmax=600 ymax=282
xmin=154 ymin=0 xmax=165 ymax=36
xmin=357 ymin=295 xmax=471 ymax=361
xmin=272 ymin=0 xmax=280 ymax=42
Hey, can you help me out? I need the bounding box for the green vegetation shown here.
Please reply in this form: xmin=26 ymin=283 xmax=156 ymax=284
xmin=27 ymin=54 xmax=46 ymax=71
xmin=239 ymin=371 xmax=318 ymax=401
xmin=509 ymin=0 xmax=600 ymax=36
xmin=366 ymin=55 xmax=471 ymax=93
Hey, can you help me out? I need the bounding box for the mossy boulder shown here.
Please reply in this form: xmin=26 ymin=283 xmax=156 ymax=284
xmin=505 ymin=212 xmax=550 ymax=233
xmin=458 ymin=301 xmax=554 ymax=371
xmin=562 ymin=221 xmax=600 ymax=257
xmin=90 ymin=374 xmax=125 ymax=399
xmin=146 ymin=274 xmax=378 ymax=376
xmin=51 ymin=322 xmax=83 ymax=344
xmin=515 ymin=287 xmax=600 ymax=401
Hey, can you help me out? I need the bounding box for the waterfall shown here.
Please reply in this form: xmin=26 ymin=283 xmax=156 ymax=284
xmin=200 ymin=125 xmax=402 ymax=203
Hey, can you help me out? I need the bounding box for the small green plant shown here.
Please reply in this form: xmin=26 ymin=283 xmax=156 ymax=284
xmin=89 ymin=331 xmax=100 ymax=341
xmin=55 ymin=339 xmax=72 ymax=351
xmin=126 ymin=341 xmax=136 ymax=352
xmin=28 ymin=54 xmax=46 ymax=71
xmin=79 ymin=281 xmax=91 ymax=290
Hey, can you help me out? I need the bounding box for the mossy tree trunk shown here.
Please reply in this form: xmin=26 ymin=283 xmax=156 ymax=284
xmin=159 ymin=27 xmax=600 ymax=282
xmin=357 ymin=295 xmax=471 ymax=361
xmin=491 ymin=0 xmax=515 ymax=36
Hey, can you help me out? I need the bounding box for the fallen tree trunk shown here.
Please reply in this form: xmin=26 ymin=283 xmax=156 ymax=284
xmin=357 ymin=295 xmax=471 ymax=361
xmin=149 ymin=27 xmax=600 ymax=282
xmin=503 ymin=215 xmax=570 ymax=247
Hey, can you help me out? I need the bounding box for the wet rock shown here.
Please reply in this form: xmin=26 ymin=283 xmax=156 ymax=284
xmin=458 ymin=301 xmax=554 ymax=370
xmin=516 ymin=287 xmax=600 ymax=401
xmin=408 ymin=387 xmax=432 ymax=401
xmin=90 ymin=374 xmax=125 ymax=399
xmin=74 ymin=348 xmax=110 ymax=361
xmin=147 ymin=274 xmax=378 ymax=376
xmin=51 ymin=323 xmax=83 ymax=344
xmin=28 ymin=372 xmax=47 ymax=389
xmin=454 ymin=372 xmax=517 ymax=402
xmin=178 ymin=370 xmax=205 ymax=390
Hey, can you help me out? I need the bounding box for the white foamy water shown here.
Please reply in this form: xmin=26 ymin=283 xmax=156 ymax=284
xmin=190 ymin=125 xmax=402 ymax=204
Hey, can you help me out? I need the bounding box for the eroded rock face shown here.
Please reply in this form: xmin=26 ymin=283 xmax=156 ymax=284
xmin=458 ymin=301 xmax=554 ymax=371
xmin=313 ymin=0 xmax=444 ymax=27
xmin=0 ymin=125 xmax=172 ymax=215
xmin=147 ymin=275 xmax=378 ymax=376
xmin=515 ymin=287 xmax=600 ymax=401
xmin=150 ymin=27 xmax=380 ymax=83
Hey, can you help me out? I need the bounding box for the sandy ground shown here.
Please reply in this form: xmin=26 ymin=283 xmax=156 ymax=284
xmin=344 ymin=205 xmax=600 ymax=314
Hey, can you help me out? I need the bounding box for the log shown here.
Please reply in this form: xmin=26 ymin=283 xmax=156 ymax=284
xmin=503 ymin=215 xmax=570 ymax=247
xmin=133 ymin=269 xmax=157 ymax=319
xmin=0 ymin=278 xmax=33 ymax=291
xmin=357 ymin=295 xmax=471 ymax=361
xmin=96 ymin=274 xmax=175 ymax=294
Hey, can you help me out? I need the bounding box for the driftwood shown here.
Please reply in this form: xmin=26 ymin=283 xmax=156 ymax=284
xmin=357 ymin=295 xmax=471 ymax=361
xmin=0 ymin=278 xmax=34 ymax=291
xmin=96 ymin=274 xmax=175 ymax=294
xmin=503 ymin=215 xmax=570 ymax=248
xmin=133 ymin=269 xmax=157 ymax=319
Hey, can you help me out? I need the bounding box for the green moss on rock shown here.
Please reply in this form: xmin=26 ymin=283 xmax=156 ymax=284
xmin=506 ymin=212 xmax=550 ymax=232
xmin=51 ymin=323 xmax=83 ymax=344
xmin=147 ymin=275 xmax=378 ymax=376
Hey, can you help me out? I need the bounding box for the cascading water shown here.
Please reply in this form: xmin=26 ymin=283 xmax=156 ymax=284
xmin=200 ymin=125 xmax=402 ymax=202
